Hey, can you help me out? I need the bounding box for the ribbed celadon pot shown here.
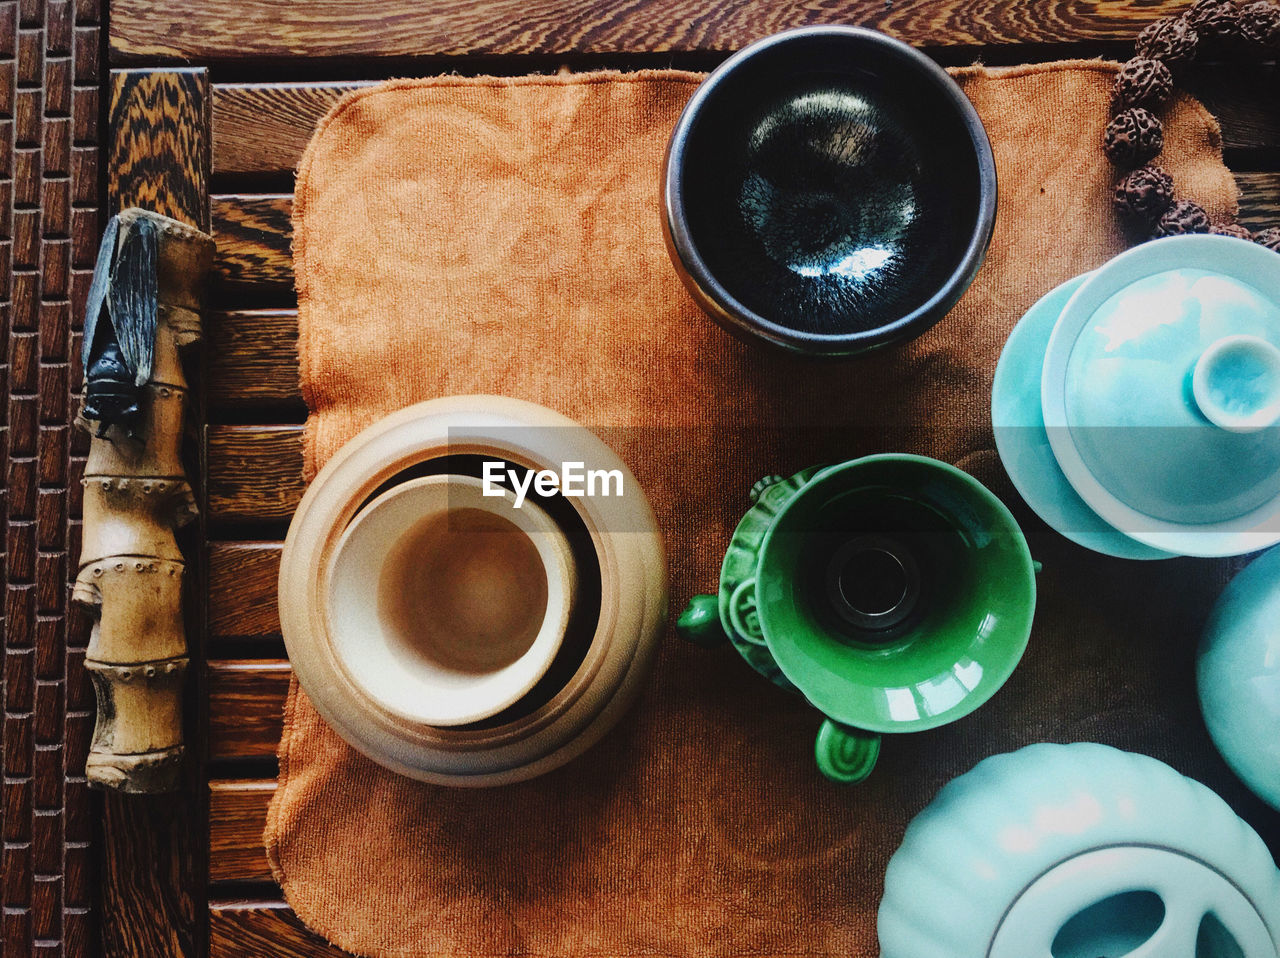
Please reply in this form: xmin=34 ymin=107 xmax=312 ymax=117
xmin=879 ymin=742 xmax=1280 ymax=958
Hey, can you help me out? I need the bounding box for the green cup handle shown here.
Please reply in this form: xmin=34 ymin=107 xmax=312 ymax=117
xmin=814 ymin=720 xmax=881 ymax=784
xmin=676 ymin=594 xmax=729 ymax=647
xmin=676 ymin=579 xmax=767 ymax=649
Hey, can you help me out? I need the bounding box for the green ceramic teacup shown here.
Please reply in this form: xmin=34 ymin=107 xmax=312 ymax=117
xmin=679 ymin=454 xmax=1036 ymax=783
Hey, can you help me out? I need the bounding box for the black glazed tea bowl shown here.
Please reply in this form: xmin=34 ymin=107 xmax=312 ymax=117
xmin=663 ymin=26 xmax=997 ymax=357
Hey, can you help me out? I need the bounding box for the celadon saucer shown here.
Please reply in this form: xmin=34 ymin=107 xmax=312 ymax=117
xmin=992 ymin=274 xmax=1173 ymax=560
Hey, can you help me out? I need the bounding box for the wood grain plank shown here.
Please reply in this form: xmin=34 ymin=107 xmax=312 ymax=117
xmin=206 ymin=425 xmax=305 ymax=525
xmin=207 ymin=542 xmax=282 ymax=640
xmin=210 ymin=901 xmax=350 ymax=958
xmin=114 ymin=0 xmax=1195 ymax=63
xmin=109 ymin=69 xmax=211 ymax=227
xmin=208 ymin=661 xmax=291 ymax=760
xmin=1186 ymin=65 xmax=1280 ymax=159
xmin=212 ymin=194 xmax=293 ymax=294
xmin=210 ymin=76 xmax=1280 ymax=178
xmin=1237 ymin=172 xmax=1280 ymax=231
xmin=207 ymin=309 xmax=303 ymax=409
xmin=213 ymin=82 xmax=373 ymax=177
xmin=209 ymin=781 xmax=275 ymax=884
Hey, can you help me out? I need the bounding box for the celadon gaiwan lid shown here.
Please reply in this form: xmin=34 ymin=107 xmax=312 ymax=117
xmin=1041 ymin=234 xmax=1280 ymax=556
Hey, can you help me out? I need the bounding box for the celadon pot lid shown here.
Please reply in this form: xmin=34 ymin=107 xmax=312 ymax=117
xmin=1042 ymin=234 xmax=1280 ymax=556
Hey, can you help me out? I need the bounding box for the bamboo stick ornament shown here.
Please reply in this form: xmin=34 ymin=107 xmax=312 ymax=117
xmin=73 ymin=207 xmax=214 ymax=793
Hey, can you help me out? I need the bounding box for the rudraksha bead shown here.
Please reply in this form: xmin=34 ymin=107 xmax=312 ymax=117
xmin=1254 ymin=226 xmax=1280 ymax=251
xmin=1153 ymin=199 xmax=1212 ymax=236
xmin=1104 ymin=108 xmax=1165 ymax=167
xmin=1186 ymin=0 xmax=1243 ymax=43
xmin=1239 ymin=0 xmax=1280 ymax=47
xmin=1212 ymin=222 xmax=1254 ymax=240
xmin=1113 ymin=165 xmax=1175 ymax=222
xmin=1113 ymin=3 xmax=1279 ymax=248
xmin=1112 ymin=57 xmax=1175 ymax=112
xmin=1135 ymin=16 xmax=1200 ymax=66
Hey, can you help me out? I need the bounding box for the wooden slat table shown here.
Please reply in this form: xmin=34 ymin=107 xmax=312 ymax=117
xmin=7 ymin=1 xmax=1279 ymax=955
xmin=195 ymin=72 xmax=1280 ymax=956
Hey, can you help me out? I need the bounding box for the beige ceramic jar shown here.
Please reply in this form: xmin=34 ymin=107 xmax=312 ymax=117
xmin=278 ymin=395 xmax=667 ymax=786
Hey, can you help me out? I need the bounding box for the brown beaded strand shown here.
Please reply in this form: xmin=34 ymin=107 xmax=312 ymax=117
xmin=1107 ymin=0 xmax=1280 ymax=243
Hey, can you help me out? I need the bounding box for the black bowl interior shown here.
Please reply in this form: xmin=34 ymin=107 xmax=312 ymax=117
xmin=676 ymin=32 xmax=987 ymax=340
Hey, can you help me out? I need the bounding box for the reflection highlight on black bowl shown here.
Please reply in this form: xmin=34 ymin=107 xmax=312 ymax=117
xmin=706 ymin=75 xmax=958 ymax=334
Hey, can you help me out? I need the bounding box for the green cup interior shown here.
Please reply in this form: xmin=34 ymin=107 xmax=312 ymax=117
xmin=757 ymin=455 xmax=1035 ymax=733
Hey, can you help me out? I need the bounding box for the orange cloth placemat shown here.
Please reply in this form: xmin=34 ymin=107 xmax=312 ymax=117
xmin=267 ymin=64 xmax=1264 ymax=958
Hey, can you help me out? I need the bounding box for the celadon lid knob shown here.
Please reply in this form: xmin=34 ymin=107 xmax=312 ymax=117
xmin=1192 ymin=333 xmax=1280 ymax=433
xmin=1041 ymin=235 xmax=1280 ymax=557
